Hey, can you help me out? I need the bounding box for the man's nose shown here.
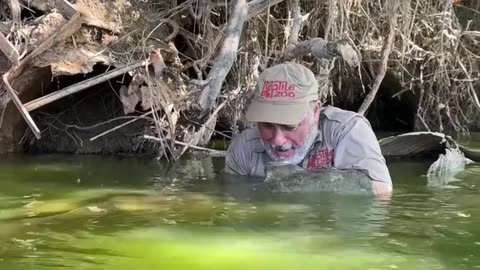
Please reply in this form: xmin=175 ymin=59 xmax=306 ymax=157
xmin=270 ymin=126 xmax=288 ymax=146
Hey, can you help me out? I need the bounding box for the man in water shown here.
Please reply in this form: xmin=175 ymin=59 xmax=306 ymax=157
xmin=225 ymin=62 xmax=392 ymax=195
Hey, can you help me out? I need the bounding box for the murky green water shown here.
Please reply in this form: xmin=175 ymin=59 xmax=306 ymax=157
xmin=0 ymin=140 xmax=479 ymax=270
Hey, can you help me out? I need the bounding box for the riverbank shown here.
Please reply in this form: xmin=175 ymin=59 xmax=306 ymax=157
xmin=1 ymin=0 xmax=478 ymax=158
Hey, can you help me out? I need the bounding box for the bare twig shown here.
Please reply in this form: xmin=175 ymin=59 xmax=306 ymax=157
xmin=143 ymin=135 xmax=225 ymax=155
xmin=89 ymin=110 xmax=154 ymax=142
xmin=0 ymin=105 xmax=6 ymax=130
xmin=456 ymin=56 xmax=480 ymax=112
xmin=145 ymin=76 xmax=177 ymax=153
xmin=177 ymin=98 xmax=229 ymax=158
xmin=146 ymin=18 xmax=179 ymax=43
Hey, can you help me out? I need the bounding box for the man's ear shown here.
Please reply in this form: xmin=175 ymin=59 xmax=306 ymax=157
xmin=313 ymin=101 xmax=321 ymax=123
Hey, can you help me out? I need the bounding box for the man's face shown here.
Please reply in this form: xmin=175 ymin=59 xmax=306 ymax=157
xmin=257 ymin=103 xmax=320 ymax=164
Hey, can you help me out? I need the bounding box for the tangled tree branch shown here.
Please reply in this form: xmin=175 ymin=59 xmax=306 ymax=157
xmin=283 ymin=38 xmax=360 ymax=68
xmin=357 ymin=2 xmax=399 ymax=115
xmin=197 ymin=0 xmax=287 ymax=117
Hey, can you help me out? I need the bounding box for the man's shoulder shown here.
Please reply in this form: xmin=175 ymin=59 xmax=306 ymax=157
xmin=320 ymin=105 xmax=366 ymax=124
xmin=225 ymin=127 xmax=266 ymax=176
xmin=318 ymin=106 xmax=373 ymax=143
xmin=230 ymin=128 xmax=265 ymax=153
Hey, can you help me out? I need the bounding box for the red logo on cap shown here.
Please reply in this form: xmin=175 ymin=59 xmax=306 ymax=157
xmin=260 ymin=81 xmax=296 ymax=99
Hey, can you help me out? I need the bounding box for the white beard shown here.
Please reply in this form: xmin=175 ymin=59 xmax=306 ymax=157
xmin=261 ymin=116 xmax=318 ymax=165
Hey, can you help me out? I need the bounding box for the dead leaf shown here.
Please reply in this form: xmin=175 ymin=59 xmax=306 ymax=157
xmin=149 ymin=50 xmax=166 ymax=79
xmin=140 ymin=85 xmax=153 ymax=110
xmin=336 ymin=43 xmax=360 ymax=68
xmin=32 ymin=44 xmax=111 ymax=76
xmin=120 ymin=85 xmax=140 ymax=114
xmin=128 ymin=73 xmax=145 ymax=95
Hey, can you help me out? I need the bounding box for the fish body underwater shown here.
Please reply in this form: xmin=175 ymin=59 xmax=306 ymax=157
xmin=260 ymin=162 xmax=374 ymax=195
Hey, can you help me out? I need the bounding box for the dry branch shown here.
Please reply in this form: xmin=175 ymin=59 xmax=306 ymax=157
xmin=0 ymin=32 xmax=19 ymax=65
xmin=196 ymin=0 xmax=288 ymax=117
xmin=357 ymin=3 xmax=398 ymax=116
xmin=287 ymin=0 xmax=303 ymax=46
xmin=24 ymin=61 xmax=147 ymax=112
xmin=198 ymin=0 xmax=248 ymax=116
xmin=9 ymin=0 xmax=22 ymax=27
xmin=283 ymin=37 xmax=360 ymax=68
xmin=2 ymin=72 xmax=41 ymax=139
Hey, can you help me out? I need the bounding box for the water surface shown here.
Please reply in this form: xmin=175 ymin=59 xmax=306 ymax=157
xmin=0 ymin=142 xmax=479 ymax=270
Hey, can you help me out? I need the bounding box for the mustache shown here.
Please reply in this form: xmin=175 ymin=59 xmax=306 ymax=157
xmin=272 ymin=143 xmax=295 ymax=152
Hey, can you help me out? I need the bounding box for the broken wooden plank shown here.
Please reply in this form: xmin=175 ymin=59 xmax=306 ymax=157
xmin=24 ymin=61 xmax=147 ymax=112
xmin=1 ymin=72 xmax=41 ymax=139
xmin=0 ymin=10 xmax=83 ymax=140
xmin=0 ymin=32 xmax=19 ymax=65
xmin=9 ymin=12 xmax=83 ymax=79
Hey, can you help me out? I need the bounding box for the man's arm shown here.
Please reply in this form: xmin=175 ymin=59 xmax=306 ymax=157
xmin=333 ymin=116 xmax=393 ymax=195
xmin=371 ymin=181 xmax=393 ymax=196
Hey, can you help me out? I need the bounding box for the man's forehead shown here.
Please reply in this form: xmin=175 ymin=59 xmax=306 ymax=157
xmin=258 ymin=112 xmax=311 ymax=127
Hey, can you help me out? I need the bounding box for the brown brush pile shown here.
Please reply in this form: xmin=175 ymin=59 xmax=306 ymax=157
xmin=0 ymin=0 xmax=478 ymax=159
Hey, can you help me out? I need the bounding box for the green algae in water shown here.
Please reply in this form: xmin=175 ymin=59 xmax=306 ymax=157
xmin=45 ymin=227 xmax=444 ymax=270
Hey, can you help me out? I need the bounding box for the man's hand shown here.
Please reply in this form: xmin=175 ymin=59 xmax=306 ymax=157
xmin=371 ymin=181 xmax=393 ymax=197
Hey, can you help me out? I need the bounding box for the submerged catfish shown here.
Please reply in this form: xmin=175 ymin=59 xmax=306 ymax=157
xmin=260 ymin=162 xmax=374 ymax=195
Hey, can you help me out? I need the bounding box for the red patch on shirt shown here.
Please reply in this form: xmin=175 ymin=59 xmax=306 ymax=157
xmin=260 ymin=81 xmax=296 ymax=99
xmin=305 ymin=148 xmax=334 ymax=169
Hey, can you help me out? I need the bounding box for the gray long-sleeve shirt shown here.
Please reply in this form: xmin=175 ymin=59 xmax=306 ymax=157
xmin=225 ymin=106 xmax=392 ymax=185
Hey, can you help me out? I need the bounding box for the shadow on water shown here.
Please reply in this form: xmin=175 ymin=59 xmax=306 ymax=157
xmin=0 ymin=151 xmax=479 ymax=270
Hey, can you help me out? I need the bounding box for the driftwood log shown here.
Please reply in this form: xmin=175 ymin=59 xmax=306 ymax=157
xmin=379 ymin=132 xmax=480 ymax=162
